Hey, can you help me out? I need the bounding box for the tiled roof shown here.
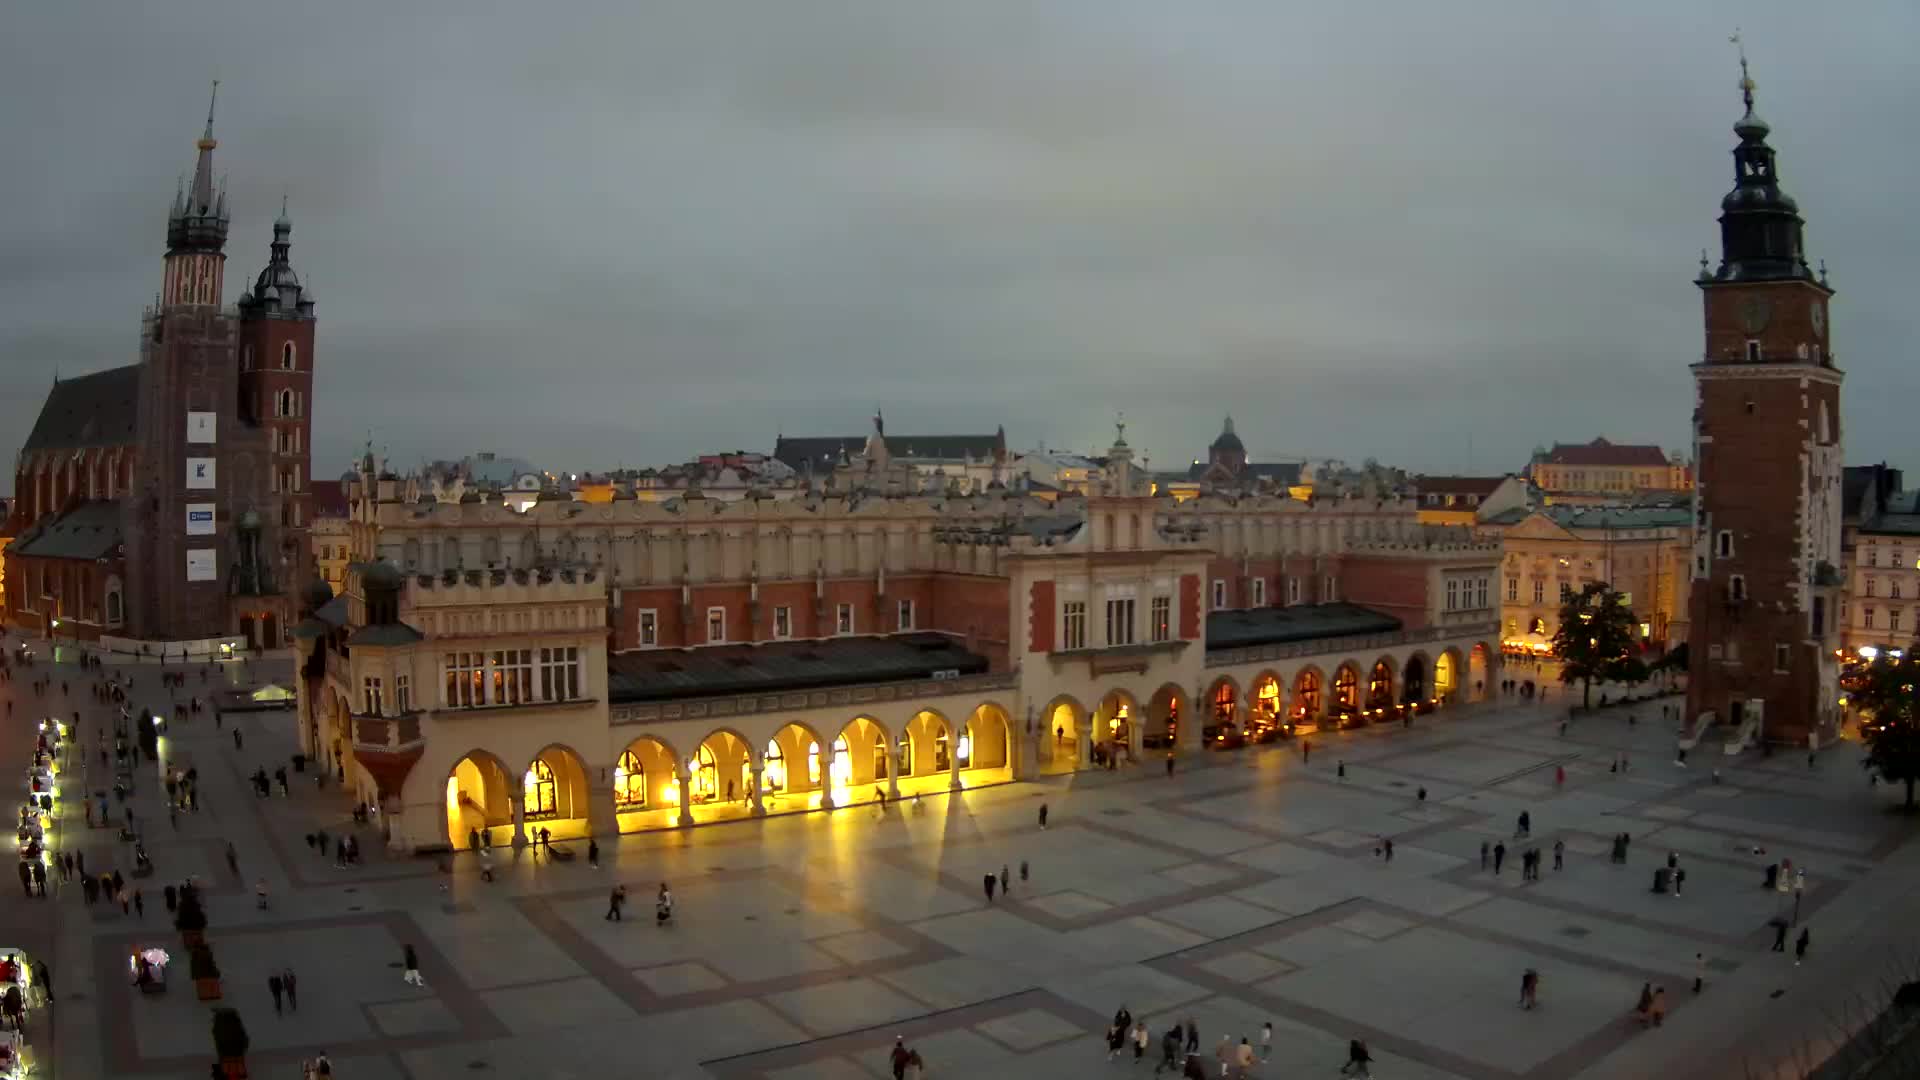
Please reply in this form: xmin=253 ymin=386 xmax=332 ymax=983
xmin=309 ymin=479 xmax=351 ymax=519
xmin=1863 ymin=491 xmax=1920 ymax=536
xmin=773 ymin=433 xmax=1004 ymax=471
xmin=347 ymin=623 xmax=425 ymax=647
xmin=1205 ymin=602 xmax=1402 ymax=651
xmin=9 ymin=500 xmax=124 ymax=560
xmin=22 ymin=366 xmax=141 ymax=452
xmin=1542 ymin=438 xmax=1668 ymax=468
xmin=1413 ymin=475 xmax=1509 ymax=497
xmin=1542 ymin=506 xmax=1693 ymax=530
xmin=607 ymin=632 xmax=988 ymax=703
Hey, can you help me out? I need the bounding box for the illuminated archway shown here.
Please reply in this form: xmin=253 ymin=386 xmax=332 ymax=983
xmin=1470 ymin=642 xmax=1492 ymax=701
xmin=1293 ymin=667 xmax=1324 ymax=721
xmin=1435 ymin=650 xmax=1460 ymax=699
xmin=763 ymin=723 xmax=829 ymax=799
xmin=1333 ymin=664 xmax=1360 ymax=716
xmin=963 ymin=703 xmax=1012 ymax=771
xmin=902 ymin=710 xmax=954 ymax=777
xmin=1039 ymin=696 xmax=1087 ymax=769
xmin=522 ymin=746 xmax=589 ymax=826
xmin=1208 ymin=677 xmax=1239 ymax=728
xmin=613 ymin=736 xmax=680 ymax=811
xmin=1094 ymin=690 xmax=1139 ymax=759
xmin=444 ymin=750 xmax=512 ymax=848
xmin=838 ymin=716 xmax=892 ymax=797
xmin=1251 ymin=672 xmax=1283 ymax=729
xmin=1146 ymin=684 xmax=1183 ymax=746
xmin=1368 ymin=659 xmax=1395 ymax=710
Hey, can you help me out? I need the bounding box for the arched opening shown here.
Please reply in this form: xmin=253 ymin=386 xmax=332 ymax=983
xmin=900 ymin=710 xmax=954 ymax=782
xmin=1470 ymin=643 xmax=1492 ymax=701
xmin=957 ymin=703 xmax=1014 ymax=788
xmin=445 ymin=751 xmax=513 ymax=848
xmin=1093 ymin=690 xmax=1139 ymax=766
xmin=838 ymin=716 xmax=892 ymax=801
xmin=239 ymin=614 xmax=257 ymax=651
xmin=521 ymin=746 xmax=590 ymax=839
xmin=1208 ymin=677 xmax=1239 ymax=738
xmin=1332 ymin=664 xmax=1360 ymax=725
xmin=1368 ymin=659 xmax=1395 ymax=711
xmin=1040 ymin=698 xmax=1086 ymax=772
xmin=1435 ymin=650 xmax=1460 ymax=700
xmin=1145 ymin=684 xmax=1183 ymax=748
xmin=1293 ymin=668 xmax=1324 ymax=725
xmin=104 ymin=588 xmax=122 ymax=627
xmin=1403 ymin=654 xmax=1428 ymax=704
xmin=762 ymin=722 xmax=830 ymax=809
xmin=1250 ymin=672 xmax=1284 ymax=740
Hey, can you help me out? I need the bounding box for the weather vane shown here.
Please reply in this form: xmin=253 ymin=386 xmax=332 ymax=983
xmin=1730 ymin=29 xmax=1754 ymax=106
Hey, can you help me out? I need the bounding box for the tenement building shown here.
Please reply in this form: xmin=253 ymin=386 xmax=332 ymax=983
xmin=1490 ymin=506 xmax=1692 ymax=656
xmin=294 ymin=431 xmax=1501 ymax=853
xmin=3 ymin=89 xmax=316 ymax=651
xmin=1528 ymin=439 xmax=1691 ymax=506
xmin=1685 ymin=60 xmax=1844 ymax=747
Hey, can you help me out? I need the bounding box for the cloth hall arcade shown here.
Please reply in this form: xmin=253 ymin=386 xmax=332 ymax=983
xmin=294 ymin=434 xmax=1502 ymax=854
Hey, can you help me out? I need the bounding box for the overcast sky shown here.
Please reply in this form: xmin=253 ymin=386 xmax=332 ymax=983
xmin=3 ymin=3 xmax=1916 ymax=484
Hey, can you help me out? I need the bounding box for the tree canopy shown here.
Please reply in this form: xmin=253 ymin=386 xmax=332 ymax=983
xmin=1851 ymin=650 xmax=1920 ymax=810
xmin=1551 ymin=582 xmax=1640 ymax=709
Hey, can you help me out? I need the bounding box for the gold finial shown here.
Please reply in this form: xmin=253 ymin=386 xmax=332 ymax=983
xmin=198 ymin=80 xmax=220 ymax=150
xmin=1730 ymin=30 xmax=1754 ymax=106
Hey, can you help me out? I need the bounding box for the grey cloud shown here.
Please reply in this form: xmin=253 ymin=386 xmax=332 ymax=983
xmin=2 ymin=2 xmax=1917 ymax=482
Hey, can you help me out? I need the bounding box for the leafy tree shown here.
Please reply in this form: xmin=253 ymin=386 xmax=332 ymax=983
xmin=1551 ymin=582 xmax=1639 ymax=709
xmin=1852 ymin=651 xmax=1920 ymax=811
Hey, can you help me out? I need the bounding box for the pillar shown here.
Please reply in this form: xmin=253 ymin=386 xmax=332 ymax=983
xmin=676 ymin=763 xmax=694 ymax=827
xmin=948 ymin=743 xmax=962 ymax=792
xmin=749 ymin=762 xmax=767 ymax=817
xmin=587 ymin=776 xmax=618 ymax=838
xmin=819 ymin=741 xmax=837 ymax=810
xmin=887 ymin=756 xmax=902 ymax=801
xmin=510 ymin=792 xmax=527 ymax=846
xmin=1077 ymin=728 xmax=1092 ymax=768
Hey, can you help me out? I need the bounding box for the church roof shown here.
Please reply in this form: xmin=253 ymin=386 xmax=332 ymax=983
xmin=9 ymin=500 xmax=124 ymax=560
xmin=22 ymin=366 xmax=141 ymax=452
xmin=773 ymin=432 xmax=1003 ymax=472
xmin=1540 ymin=438 xmax=1668 ymax=468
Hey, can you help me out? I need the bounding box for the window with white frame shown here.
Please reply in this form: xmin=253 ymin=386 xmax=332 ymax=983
xmin=1716 ymin=530 xmax=1734 ymax=558
xmin=1150 ymin=596 xmax=1170 ymax=642
xmin=1475 ymin=577 xmax=1489 ymax=609
xmin=1211 ymin=579 xmax=1227 ymax=610
xmin=1865 ymin=607 xmax=1877 ymax=629
xmin=1896 ymin=581 xmax=1905 ymax=600
xmin=395 ymin=673 xmax=411 ymax=713
xmin=1323 ymin=576 xmax=1336 ymax=602
xmin=1774 ymin=643 xmax=1791 ymax=672
xmin=836 ymin=602 xmax=854 ymax=635
xmin=1507 ymin=577 xmax=1519 ymax=602
xmin=1287 ymin=576 xmax=1301 ymax=605
xmin=539 ymin=646 xmax=582 ymax=701
xmin=1532 ymin=579 xmax=1544 ymax=604
xmin=639 ymin=610 xmax=657 ymax=646
xmin=1446 ymin=579 xmax=1459 ymax=611
xmin=362 ymin=676 xmax=383 ymax=716
xmin=444 ymin=653 xmax=481 ymax=707
xmin=897 ymin=599 xmax=915 ymax=631
xmin=773 ymin=605 xmax=792 ymax=639
xmin=706 ymin=607 xmax=726 ymax=643
xmin=1251 ymin=578 xmax=1266 ymax=607
xmin=1062 ymin=601 xmax=1087 ymax=650
xmin=1894 ymin=608 xmax=1904 ymax=634
xmin=1868 ymin=579 xmax=1878 ymax=598
xmin=1730 ymin=575 xmax=1747 ymax=601
xmin=1105 ymin=597 xmax=1135 ymax=646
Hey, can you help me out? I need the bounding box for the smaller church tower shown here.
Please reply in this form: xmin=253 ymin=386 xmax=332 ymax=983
xmin=1685 ymin=44 xmax=1844 ymax=746
xmin=1208 ymin=417 xmax=1247 ymax=478
xmin=238 ymin=195 xmax=318 ymax=589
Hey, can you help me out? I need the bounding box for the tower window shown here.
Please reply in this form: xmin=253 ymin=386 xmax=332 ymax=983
xmin=1745 ymin=341 xmax=1762 ymax=363
xmin=1729 ymin=575 xmax=1747 ymax=601
xmin=1716 ymin=530 xmax=1734 ymax=559
xmin=282 ymin=342 xmax=296 ymax=370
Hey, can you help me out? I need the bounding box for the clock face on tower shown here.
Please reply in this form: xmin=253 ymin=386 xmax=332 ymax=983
xmin=1739 ymin=296 xmax=1773 ymax=334
xmin=1810 ymin=302 xmax=1825 ymax=339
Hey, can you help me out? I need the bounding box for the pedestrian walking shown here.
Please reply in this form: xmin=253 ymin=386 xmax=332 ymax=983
xmin=983 ymin=872 xmax=997 ymax=903
xmin=1000 ymin=864 xmax=1011 ymax=897
xmin=1383 ymin=837 xmax=1394 ymax=862
xmin=1038 ymin=803 xmax=1048 ymax=830
xmin=269 ymin=973 xmax=284 ymax=1014
xmin=1302 ymin=738 xmax=1312 ymax=764
xmin=587 ymin=839 xmax=600 ymax=868
xmin=1216 ymin=1036 xmax=1232 ymax=1077
xmin=284 ymin=967 xmax=298 ymax=1011
xmin=890 ymin=1037 xmax=911 ymax=1080
xmin=1133 ymin=1021 xmax=1150 ymax=1062
xmin=1417 ymin=785 xmax=1427 ymax=803
xmin=402 ymin=944 xmax=424 ymax=986
xmin=1519 ymin=968 xmax=1539 ymax=1009
xmin=1020 ymin=859 xmax=1029 ymax=883
xmin=1649 ymin=986 xmax=1667 ymax=1026
xmin=1236 ymin=1037 xmax=1254 ymax=1073
xmin=1493 ymin=841 xmax=1506 ymax=874
xmin=1772 ymin=920 xmax=1789 ymax=952
xmin=1261 ymin=1021 xmax=1272 ymax=1060
xmin=1796 ymin=927 xmax=1810 ymax=966
xmin=1340 ymin=1039 xmax=1373 ymax=1077
xmin=232 ymin=728 xmax=242 ymax=750
xmin=1693 ymin=952 xmax=1706 ymax=993
xmin=1553 ymin=839 xmax=1565 ymax=871
xmin=605 ymin=885 xmax=626 ymax=921
xmin=225 ymin=842 xmax=239 ymax=877
xmin=1166 ymin=755 xmax=1176 ymax=778
xmin=1157 ymin=1025 xmax=1181 ymax=1074
xmin=1517 ymin=811 xmax=1530 ymax=838
xmin=1337 ymin=760 xmax=1347 ymax=781
xmin=134 ymin=889 xmax=144 ymax=917
xmin=1185 ymin=1017 xmax=1199 ymax=1054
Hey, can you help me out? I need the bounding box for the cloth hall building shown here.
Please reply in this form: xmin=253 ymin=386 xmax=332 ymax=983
xmin=295 ymin=430 xmax=1502 ymax=854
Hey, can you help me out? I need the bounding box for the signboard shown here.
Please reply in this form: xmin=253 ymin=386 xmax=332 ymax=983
xmin=186 ymin=549 xmax=216 ymax=583
xmin=186 ymin=458 xmax=216 ymax=490
xmin=186 ymin=411 xmax=216 ymax=444
xmin=185 ymin=504 xmax=216 ymax=536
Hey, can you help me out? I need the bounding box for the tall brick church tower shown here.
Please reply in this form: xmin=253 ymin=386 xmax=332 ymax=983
xmin=1685 ymin=53 xmax=1844 ymax=747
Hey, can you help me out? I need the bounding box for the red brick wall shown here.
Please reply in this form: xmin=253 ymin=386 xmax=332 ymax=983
xmin=1179 ymin=575 xmax=1201 ymax=639
xmin=928 ymin=575 xmax=1009 ymax=670
xmin=1028 ymin=580 xmax=1055 ymax=654
xmin=1339 ymin=556 xmax=1431 ymax=630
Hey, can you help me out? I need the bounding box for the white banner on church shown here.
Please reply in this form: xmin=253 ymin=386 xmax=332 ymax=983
xmin=186 ymin=504 xmax=216 ymax=536
xmin=186 ymin=458 xmax=216 ymax=490
xmin=186 ymin=412 xmax=216 ymax=444
xmin=186 ymin=549 xmax=217 ymax=583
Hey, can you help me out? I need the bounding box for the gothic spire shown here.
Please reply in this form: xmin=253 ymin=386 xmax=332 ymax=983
xmin=167 ymin=81 xmax=230 ymax=257
xmin=189 ymin=81 xmax=220 ymax=215
xmin=1707 ymin=35 xmax=1814 ymax=285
